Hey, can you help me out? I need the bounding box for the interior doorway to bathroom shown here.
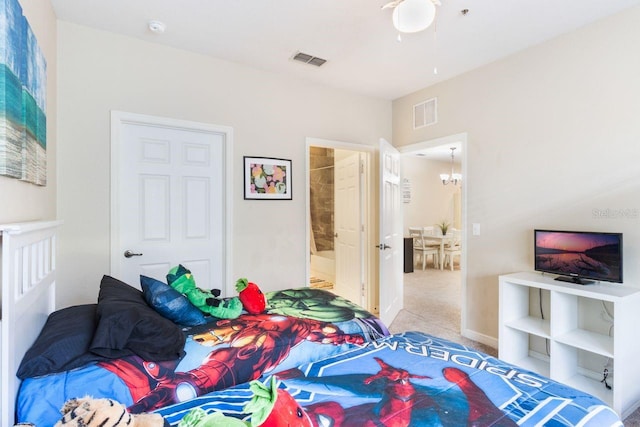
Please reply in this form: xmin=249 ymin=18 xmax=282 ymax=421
xmin=306 ymin=138 xmax=372 ymax=309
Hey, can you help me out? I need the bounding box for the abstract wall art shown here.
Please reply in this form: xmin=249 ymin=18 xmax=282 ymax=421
xmin=243 ymin=156 xmax=292 ymax=200
xmin=0 ymin=0 xmax=47 ymax=185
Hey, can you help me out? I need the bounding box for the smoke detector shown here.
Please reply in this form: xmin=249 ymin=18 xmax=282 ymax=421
xmin=148 ymin=20 xmax=166 ymax=34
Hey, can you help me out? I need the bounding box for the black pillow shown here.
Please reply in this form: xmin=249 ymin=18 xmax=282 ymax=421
xmin=16 ymin=304 xmax=107 ymax=379
xmin=90 ymin=275 xmax=185 ymax=361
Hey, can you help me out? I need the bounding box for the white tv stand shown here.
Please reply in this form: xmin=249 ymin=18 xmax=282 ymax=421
xmin=499 ymin=271 xmax=640 ymax=418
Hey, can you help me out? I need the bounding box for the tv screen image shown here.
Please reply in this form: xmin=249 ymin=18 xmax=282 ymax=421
xmin=534 ymin=229 xmax=623 ymax=284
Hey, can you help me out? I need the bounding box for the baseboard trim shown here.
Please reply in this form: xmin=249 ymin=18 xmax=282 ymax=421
xmin=462 ymin=328 xmax=498 ymax=349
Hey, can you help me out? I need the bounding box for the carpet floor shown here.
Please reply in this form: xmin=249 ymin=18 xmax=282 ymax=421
xmin=387 ymin=267 xmax=639 ymax=425
xmin=388 ymin=267 xmax=496 ymax=356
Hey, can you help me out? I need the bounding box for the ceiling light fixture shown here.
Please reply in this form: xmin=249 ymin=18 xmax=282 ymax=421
xmin=383 ymin=0 xmax=440 ymax=36
xmin=440 ymin=147 xmax=462 ymax=186
xmin=148 ymin=20 xmax=166 ymax=34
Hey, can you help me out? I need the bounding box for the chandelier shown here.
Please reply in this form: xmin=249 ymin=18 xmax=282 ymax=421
xmin=440 ymin=147 xmax=462 ymax=186
xmin=383 ymin=0 xmax=440 ymax=34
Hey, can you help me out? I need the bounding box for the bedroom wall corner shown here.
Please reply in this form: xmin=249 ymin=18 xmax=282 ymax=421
xmin=391 ymin=5 xmax=640 ymax=345
xmin=0 ymin=0 xmax=57 ymax=224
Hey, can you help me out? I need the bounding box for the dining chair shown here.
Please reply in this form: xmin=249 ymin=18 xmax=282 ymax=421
xmin=443 ymin=229 xmax=462 ymax=271
xmin=408 ymin=227 xmax=440 ymax=270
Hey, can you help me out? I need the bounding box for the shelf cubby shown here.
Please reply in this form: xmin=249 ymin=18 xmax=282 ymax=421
xmin=499 ymin=272 xmax=640 ymax=418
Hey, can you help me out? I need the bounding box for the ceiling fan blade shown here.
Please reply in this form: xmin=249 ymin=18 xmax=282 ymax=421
xmin=381 ymin=0 xmax=404 ymax=10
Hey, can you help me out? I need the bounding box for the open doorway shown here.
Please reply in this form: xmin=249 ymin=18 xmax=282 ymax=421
xmin=306 ymin=138 xmax=372 ymax=310
xmin=398 ymin=133 xmax=468 ymax=334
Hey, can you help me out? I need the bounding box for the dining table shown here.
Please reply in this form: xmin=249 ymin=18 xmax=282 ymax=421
xmin=421 ymin=234 xmax=453 ymax=270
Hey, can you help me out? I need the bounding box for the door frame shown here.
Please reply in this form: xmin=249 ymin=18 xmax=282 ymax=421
xmin=305 ymin=138 xmax=375 ymax=312
xmin=110 ymin=111 xmax=235 ymax=294
xmin=398 ymin=132 xmax=468 ymax=336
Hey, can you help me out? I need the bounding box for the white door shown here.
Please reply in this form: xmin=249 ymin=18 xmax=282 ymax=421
xmin=378 ymin=138 xmax=403 ymax=326
xmin=111 ymin=112 xmax=231 ymax=293
xmin=334 ymin=151 xmax=363 ymax=306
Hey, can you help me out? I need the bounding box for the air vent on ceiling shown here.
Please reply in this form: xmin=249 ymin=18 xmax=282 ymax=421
xmin=413 ymin=97 xmax=437 ymax=129
xmin=293 ymin=51 xmax=327 ymax=67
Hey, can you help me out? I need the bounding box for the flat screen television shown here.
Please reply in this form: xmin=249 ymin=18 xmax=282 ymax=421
xmin=534 ymin=229 xmax=623 ymax=284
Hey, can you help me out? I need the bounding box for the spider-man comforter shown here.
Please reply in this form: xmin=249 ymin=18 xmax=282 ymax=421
xmin=156 ymin=331 xmax=622 ymax=426
xmin=17 ymin=289 xmax=388 ymax=426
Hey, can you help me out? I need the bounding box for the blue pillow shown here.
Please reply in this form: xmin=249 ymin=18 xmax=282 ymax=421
xmin=140 ymin=275 xmax=213 ymax=326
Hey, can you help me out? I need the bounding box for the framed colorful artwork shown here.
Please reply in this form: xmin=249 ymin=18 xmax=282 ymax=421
xmin=243 ymin=156 xmax=292 ymax=200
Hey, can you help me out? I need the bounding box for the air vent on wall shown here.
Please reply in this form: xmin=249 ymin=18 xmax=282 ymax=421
xmin=292 ymin=51 xmax=327 ymax=67
xmin=414 ymin=97 xmax=437 ymax=129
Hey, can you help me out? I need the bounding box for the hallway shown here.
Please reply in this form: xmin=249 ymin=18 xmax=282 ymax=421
xmin=388 ymin=268 xmax=497 ymax=357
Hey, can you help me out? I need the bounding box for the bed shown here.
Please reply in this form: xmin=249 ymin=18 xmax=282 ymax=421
xmin=1 ymin=221 xmax=61 ymax=427
xmin=3 ymin=224 xmax=387 ymax=426
xmin=155 ymin=331 xmax=623 ymax=426
xmin=1 ymin=222 xmax=624 ymax=427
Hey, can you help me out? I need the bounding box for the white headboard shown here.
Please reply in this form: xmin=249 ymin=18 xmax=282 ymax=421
xmin=1 ymin=220 xmax=62 ymax=427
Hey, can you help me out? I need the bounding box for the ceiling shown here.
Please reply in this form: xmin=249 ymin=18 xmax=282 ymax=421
xmin=408 ymin=142 xmax=462 ymax=163
xmin=50 ymin=0 xmax=640 ymax=101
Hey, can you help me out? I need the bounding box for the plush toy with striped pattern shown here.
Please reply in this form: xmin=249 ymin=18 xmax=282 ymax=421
xmin=53 ymin=397 xmax=167 ymax=427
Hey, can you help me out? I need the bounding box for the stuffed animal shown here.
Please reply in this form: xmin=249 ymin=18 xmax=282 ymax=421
xmin=244 ymin=377 xmax=313 ymax=427
xmin=235 ymin=278 xmax=266 ymax=315
xmin=178 ymin=408 xmax=248 ymax=427
xmin=167 ymin=265 xmax=242 ymax=319
xmin=54 ymin=396 xmax=166 ymax=427
xmin=178 ymin=377 xmax=311 ymax=427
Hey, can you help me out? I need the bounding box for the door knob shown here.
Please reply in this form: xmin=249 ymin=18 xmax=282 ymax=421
xmin=375 ymin=244 xmax=391 ymax=250
xmin=124 ymin=250 xmax=143 ymax=258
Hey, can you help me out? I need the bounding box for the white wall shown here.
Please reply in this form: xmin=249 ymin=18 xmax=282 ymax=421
xmin=393 ymin=6 xmax=640 ymax=342
xmin=401 ymin=156 xmax=461 ymax=234
xmin=14 ymin=5 xmax=637 ymax=342
xmin=56 ymin=22 xmax=391 ymax=307
xmin=0 ymin=0 xmax=57 ymax=224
